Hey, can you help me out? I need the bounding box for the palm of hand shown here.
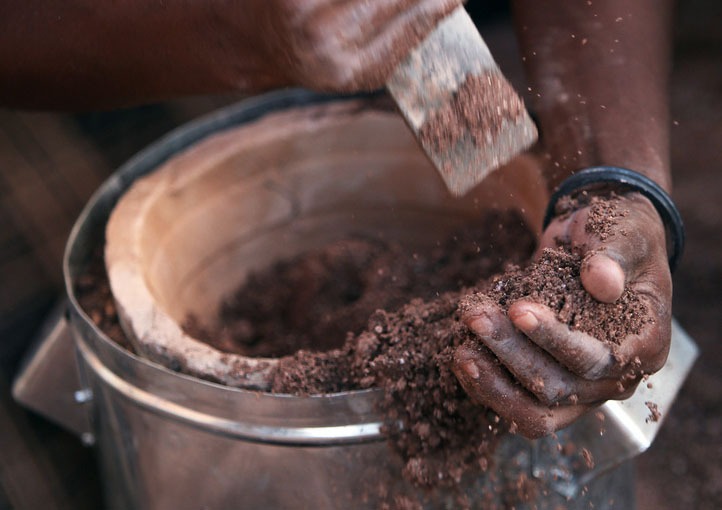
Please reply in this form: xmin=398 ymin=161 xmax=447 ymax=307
xmin=453 ymin=192 xmax=672 ymax=438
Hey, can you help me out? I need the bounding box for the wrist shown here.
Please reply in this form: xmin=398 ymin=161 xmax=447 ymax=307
xmin=543 ymin=166 xmax=684 ymax=271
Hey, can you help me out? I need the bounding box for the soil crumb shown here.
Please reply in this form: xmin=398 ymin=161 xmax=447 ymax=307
xmin=646 ymin=401 xmax=662 ymax=423
xmin=418 ymin=72 xmax=526 ymax=153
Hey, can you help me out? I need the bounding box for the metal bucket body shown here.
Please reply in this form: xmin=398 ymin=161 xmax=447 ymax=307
xmin=13 ymin=90 xmax=697 ymax=509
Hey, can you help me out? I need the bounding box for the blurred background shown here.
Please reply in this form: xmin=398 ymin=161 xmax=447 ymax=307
xmin=1 ymin=0 xmax=719 ymax=508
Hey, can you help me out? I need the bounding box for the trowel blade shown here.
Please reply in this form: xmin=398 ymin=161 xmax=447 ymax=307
xmin=387 ymin=7 xmax=537 ymax=197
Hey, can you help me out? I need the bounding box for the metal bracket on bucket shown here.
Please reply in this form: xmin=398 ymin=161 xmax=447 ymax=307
xmin=13 ymin=300 xmax=698 ymax=486
xmin=530 ymin=318 xmax=698 ymax=498
xmin=12 ymin=301 xmax=95 ymax=445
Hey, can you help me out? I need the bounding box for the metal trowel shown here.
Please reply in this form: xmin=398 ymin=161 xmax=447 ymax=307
xmin=387 ymin=6 xmax=538 ymax=196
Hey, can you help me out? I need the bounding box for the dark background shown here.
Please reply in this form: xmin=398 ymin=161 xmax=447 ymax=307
xmin=0 ymin=1 xmax=719 ymax=508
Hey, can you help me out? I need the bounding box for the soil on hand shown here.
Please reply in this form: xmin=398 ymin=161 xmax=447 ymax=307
xmin=418 ymin=72 xmax=526 ymax=153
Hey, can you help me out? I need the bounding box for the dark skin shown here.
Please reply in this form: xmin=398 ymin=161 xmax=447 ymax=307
xmin=454 ymin=0 xmax=674 ymax=437
xmin=1 ymin=0 xmax=674 ymax=438
xmin=0 ymin=0 xmax=462 ymax=109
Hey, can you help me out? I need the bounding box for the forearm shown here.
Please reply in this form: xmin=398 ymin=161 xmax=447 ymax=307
xmin=0 ymin=1 xmax=276 ymax=109
xmin=512 ymin=0 xmax=674 ymax=191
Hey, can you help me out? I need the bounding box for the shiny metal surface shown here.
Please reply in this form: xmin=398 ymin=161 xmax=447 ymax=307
xmin=11 ymin=90 xmax=696 ymax=509
xmin=12 ymin=303 xmax=92 ymax=439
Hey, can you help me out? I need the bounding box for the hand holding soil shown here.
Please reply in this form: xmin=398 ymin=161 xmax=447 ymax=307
xmin=454 ymin=192 xmax=673 ymax=438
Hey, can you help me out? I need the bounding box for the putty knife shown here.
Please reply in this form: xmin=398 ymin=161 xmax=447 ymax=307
xmin=387 ymin=7 xmax=538 ymax=197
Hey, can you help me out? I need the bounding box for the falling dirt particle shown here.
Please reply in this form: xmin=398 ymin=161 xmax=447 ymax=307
xmin=581 ymin=448 xmax=595 ymax=469
xmin=645 ymin=401 xmax=662 ymax=423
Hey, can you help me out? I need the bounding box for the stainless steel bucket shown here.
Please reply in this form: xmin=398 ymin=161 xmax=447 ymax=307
xmin=13 ymin=90 xmax=698 ymax=510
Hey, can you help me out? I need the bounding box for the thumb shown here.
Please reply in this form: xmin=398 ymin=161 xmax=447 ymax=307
xmin=581 ymin=252 xmax=626 ymax=303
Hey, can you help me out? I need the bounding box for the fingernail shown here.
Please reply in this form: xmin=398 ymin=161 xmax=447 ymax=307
xmin=467 ymin=315 xmax=493 ymax=336
xmin=459 ymin=360 xmax=480 ymax=380
xmin=513 ymin=310 xmax=539 ymax=332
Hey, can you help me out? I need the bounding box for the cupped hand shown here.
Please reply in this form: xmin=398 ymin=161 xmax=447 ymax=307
xmin=256 ymin=0 xmax=462 ymax=91
xmin=453 ymin=192 xmax=673 ymax=438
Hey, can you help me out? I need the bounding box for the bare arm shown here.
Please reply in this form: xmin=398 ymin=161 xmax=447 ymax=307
xmin=0 ymin=0 xmax=460 ymax=110
xmin=512 ymin=0 xmax=673 ymax=190
xmin=0 ymin=1 xmax=268 ymax=109
xmin=455 ymin=0 xmax=676 ymax=438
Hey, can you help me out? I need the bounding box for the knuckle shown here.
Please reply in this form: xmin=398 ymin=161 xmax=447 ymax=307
xmin=533 ymin=378 xmax=570 ymax=406
xmin=579 ymin=352 xmax=614 ymax=380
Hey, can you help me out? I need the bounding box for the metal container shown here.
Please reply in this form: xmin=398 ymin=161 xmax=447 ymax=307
xmin=13 ymin=90 xmax=698 ymax=510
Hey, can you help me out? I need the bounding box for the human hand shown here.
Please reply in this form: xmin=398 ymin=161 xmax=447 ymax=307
xmin=254 ymin=0 xmax=462 ymax=92
xmin=452 ymin=192 xmax=673 ymax=438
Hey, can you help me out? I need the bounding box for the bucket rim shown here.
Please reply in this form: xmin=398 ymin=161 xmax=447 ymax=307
xmin=62 ymin=89 xmax=389 ymax=406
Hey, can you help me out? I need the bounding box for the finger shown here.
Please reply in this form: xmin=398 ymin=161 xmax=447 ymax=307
xmin=581 ymin=252 xmax=626 ymax=303
xmin=539 ymin=209 xmax=625 ymax=304
xmin=509 ymin=301 xmax=621 ymax=380
xmin=614 ymin=312 xmax=671 ymax=375
xmin=602 ymin=195 xmax=667 ymax=281
xmin=573 ymin=194 xmax=667 ymax=285
xmin=453 ymin=342 xmax=593 ymax=439
xmin=463 ymin=300 xmax=626 ymax=404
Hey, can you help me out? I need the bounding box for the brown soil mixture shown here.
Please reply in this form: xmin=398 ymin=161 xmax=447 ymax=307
xmin=418 ymin=72 xmax=526 ymax=153
xmin=266 ymin=244 xmax=648 ymax=493
xmin=185 ymin=210 xmax=534 ymax=358
xmin=182 ymin=200 xmax=650 ymax=496
xmin=75 ymin=262 xmax=132 ymax=352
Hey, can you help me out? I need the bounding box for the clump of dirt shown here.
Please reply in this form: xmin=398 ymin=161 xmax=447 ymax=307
xmin=78 ymin=200 xmax=651 ymax=505
xmin=265 ymin=243 xmax=649 ymax=493
xmin=476 ymin=245 xmax=650 ymax=345
xmin=284 ymin=295 xmax=503 ymax=489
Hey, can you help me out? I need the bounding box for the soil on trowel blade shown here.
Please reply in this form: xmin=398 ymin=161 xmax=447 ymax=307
xmin=418 ymin=72 xmax=526 ymax=153
xmin=184 ymin=210 xmax=535 ymax=359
